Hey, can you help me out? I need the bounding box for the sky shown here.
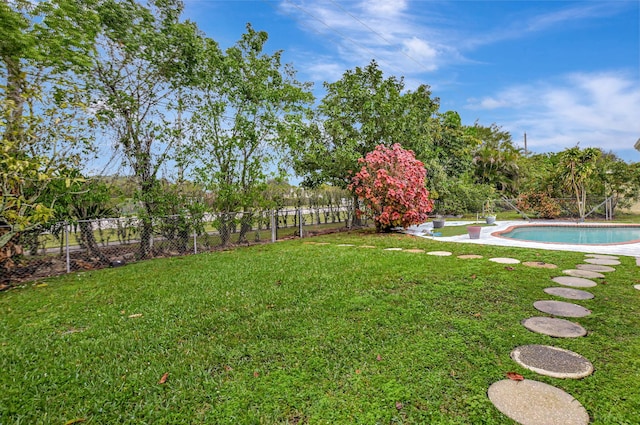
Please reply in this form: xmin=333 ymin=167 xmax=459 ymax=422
xmin=182 ymin=0 xmax=640 ymax=162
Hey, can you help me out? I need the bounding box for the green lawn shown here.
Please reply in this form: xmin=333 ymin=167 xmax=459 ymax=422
xmin=1 ymin=231 xmax=639 ymax=424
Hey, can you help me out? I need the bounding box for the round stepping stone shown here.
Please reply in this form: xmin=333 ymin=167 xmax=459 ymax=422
xmin=522 ymin=317 xmax=587 ymax=338
xmin=575 ymin=264 xmax=615 ymax=272
xmin=523 ymin=261 xmax=558 ymax=269
xmin=634 ymin=284 xmax=640 ymax=291
xmin=563 ymin=269 xmax=604 ymax=279
xmin=552 ymin=276 xmax=597 ymax=288
xmin=488 ymin=379 xmax=589 ymax=425
xmin=583 ymin=258 xmax=620 ymax=266
xmin=457 ymin=254 xmax=483 ymax=259
xmin=533 ymin=300 xmax=591 ymax=318
xmin=511 ymin=345 xmax=594 ymax=379
xmin=585 ymin=254 xmax=618 ymax=260
xmin=489 ymin=257 xmax=521 ymax=264
xmin=359 ymin=245 xmax=376 ymax=249
xmin=315 ymin=242 xmax=330 ymax=245
xmin=383 ymin=247 xmax=403 ymax=251
xmin=427 ymin=251 xmax=452 ymax=256
xmin=404 ymin=249 xmax=425 ymax=253
xmin=544 ymin=287 xmax=594 ymax=300
xmin=336 ymin=244 xmax=354 ymax=247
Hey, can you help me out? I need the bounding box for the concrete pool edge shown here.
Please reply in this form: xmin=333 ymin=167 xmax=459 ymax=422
xmin=404 ymin=220 xmax=640 ymax=256
xmin=492 ymin=223 xmax=640 ymax=246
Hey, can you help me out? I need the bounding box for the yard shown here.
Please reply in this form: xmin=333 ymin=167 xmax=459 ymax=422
xmin=1 ymin=231 xmax=639 ymax=424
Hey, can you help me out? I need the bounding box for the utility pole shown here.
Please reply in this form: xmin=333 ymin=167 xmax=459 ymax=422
xmin=524 ymin=132 xmax=528 ymax=155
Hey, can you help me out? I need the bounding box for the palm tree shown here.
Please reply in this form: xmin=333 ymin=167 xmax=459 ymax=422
xmin=557 ymin=146 xmax=601 ymax=220
xmin=472 ymin=140 xmax=522 ymax=196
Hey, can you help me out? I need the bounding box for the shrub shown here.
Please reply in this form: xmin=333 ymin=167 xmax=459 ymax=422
xmin=432 ymin=178 xmax=495 ymax=216
xmin=517 ymin=191 xmax=561 ymax=218
xmin=349 ymin=144 xmax=434 ymax=232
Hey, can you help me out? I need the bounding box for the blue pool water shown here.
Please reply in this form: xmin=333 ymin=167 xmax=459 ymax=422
xmin=499 ymin=225 xmax=640 ymax=245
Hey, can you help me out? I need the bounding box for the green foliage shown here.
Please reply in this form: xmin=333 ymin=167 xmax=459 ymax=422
xmin=519 ymin=149 xmax=640 ymax=219
xmin=1 ymin=0 xmax=99 ymax=260
xmin=90 ymin=0 xmax=206 ymax=257
xmin=0 ymin=111 xmax=85 ymax=251
xmin=427 ymin=111 xmax=478 ymax=179
xmin=469 ymin=122 xmax=522 ymax=196
xmin=593 ymin=152 xmax=640 ymax=214
xmin=431 ymin=175 xmax=495 ymax=216
xmin=189 ymin=24 xmax=313 ymax=219
xmin=292 ymin=60 xmax=440 ymax=189
xmin=556 ymin=146 xmax=601 ymax=219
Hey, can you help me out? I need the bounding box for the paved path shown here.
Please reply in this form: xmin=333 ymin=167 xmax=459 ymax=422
xmin=488 ymin=252 xmax=627 ymax=424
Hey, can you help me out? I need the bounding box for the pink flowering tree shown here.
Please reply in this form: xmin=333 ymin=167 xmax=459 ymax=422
xmin=349 ymin=144 xmax=434 ymax=232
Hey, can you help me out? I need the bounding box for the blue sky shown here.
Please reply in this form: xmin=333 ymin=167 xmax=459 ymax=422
xmin=183 ymin=0 xmax=640 ymax=162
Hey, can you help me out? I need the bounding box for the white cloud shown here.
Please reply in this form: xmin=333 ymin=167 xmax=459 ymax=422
xmin=465 ymin=72 xmax=640 ymax=154
xmin=462 ymin=2 xmax=630 ymax=50
xmin=362 ymin=0 xmax=408 ymax=19
xmin=402 ymin=37 xmax=438 ymax=69
xmin=277 ymin=1 xmax=630 ymax=86
xmin=525 ymin=2 xmax=624 ymax=32
xmin=277 ymin=0 xmax=449 ymax=80
xmin=304 ymin=61 xmax=346 ymax=83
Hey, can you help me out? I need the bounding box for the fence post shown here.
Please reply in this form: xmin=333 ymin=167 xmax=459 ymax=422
xmin=65 ymin=222 xmax=70 ymax=273
xmin=271 ymin=210 xmax=276 ymax=243
xmin=298 ymin=208 xmax=303 ymax=238
xmin=193 ymin=230 xmax=198 ymax=254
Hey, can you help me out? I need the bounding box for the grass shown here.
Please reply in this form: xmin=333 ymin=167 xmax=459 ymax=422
xmin=430 ymin=223 xmax=497 ymax=237
xmin=1 ymin=231 xmax=639 ymax=424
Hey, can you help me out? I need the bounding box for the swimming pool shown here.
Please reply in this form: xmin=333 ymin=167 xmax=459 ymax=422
xmin=496 ymin=225 xmax=640 ymax=245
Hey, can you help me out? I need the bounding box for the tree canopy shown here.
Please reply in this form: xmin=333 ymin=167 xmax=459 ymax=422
xmin=2 ymin=0 xmax=639 ymax=265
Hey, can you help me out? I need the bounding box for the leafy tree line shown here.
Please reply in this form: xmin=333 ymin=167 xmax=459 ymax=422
xmin=2 ymin=0 xmax=639 ymax=264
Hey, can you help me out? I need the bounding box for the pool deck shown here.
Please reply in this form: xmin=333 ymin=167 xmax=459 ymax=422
xmin=405 ymin=220 xmax=640 ymax=257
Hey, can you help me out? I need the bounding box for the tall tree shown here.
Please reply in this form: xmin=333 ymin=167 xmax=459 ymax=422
xmin=557 ymin=146 xmax=601 ymax=220
xmin=90 ymin=0 xmax=203 ymax=258
xmin=189 ymin=25 xmax=313 ymax=245
xmin=1 ymin=0 xmax=98 ymax=257
xmin=590 ymin=151 xmax=640 ymax=216
xmin=294 ymin=60 xmax=440 ymax=188
xmin=469 ymin=122 xmax=521 ymax=196
xmin=292 ymin=60 xmax=439 ymax=222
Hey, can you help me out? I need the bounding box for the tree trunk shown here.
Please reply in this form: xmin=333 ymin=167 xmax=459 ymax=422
xmin=350 ymin=194 xmax=362 ymax=228
xmin=78 ymin=221 xmax=111 ymax=265
xmin=0 ymin=229 xmax=23 ymax=281
xmin=136 ymin=218 xmax=153 ymax=259
xmin=4 ymin=56 xmax=25 ymax=145
xmin=218 ymin=212 xmax=232 ymax=247
xmin=237 ymin=210 xmax=253 ymax=243
xmin=136 ymin=178 xmax=156 ymax=259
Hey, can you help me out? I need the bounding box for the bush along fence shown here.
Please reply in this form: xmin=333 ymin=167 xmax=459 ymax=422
xmin=0 ymin=206 xmax=359 ymax=285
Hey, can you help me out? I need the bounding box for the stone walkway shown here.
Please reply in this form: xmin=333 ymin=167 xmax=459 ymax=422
xmin=306 ymin=239 xmax=640 ymax=423
xmin=488 ymin=252 xmax=626 ymax=424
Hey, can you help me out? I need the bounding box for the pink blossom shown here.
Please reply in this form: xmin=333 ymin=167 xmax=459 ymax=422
xmin=349 ymin=143 xmax=434 ymax=232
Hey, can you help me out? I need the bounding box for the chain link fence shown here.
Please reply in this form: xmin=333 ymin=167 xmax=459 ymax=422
xmin=1 ymin=205 xmax=359 ymax=285
xmin=495 ymin=196 xmax=613 ymax=220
